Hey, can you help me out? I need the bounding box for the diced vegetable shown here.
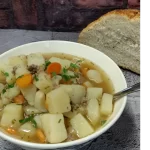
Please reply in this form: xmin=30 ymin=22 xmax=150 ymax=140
xmin=3 ymin=66 xmax=16 ymax=84
xmin=20 ymin=84 xmax=37 ymax=106
xmin=36 ymin=128 xmax=46 ymax=143
xmin=86 ymin=87 xmax=103 ymax=101
xmin=19 ymin=115 xmax=37 ymax=128
xmin=15 ymin=65 xmax=30 ymax=78
xmin=100 ymin=93 xmax=113 ymax=116
xmin=34 ymin=91 xmax=47 ymax=112
xmin=27 ymin=53 xmax=45 ymax=70
xmin=24 ymin=106 xmax=41 ymax=115
xmin=46 ymin=88 xmax=71 ymax=114
xmin=40 ymin=114 xmax=67 ymax=143
xmin=6 ymin=127 xmax=17 ymax=135
xmin=87 ymin=69 xmax=103 ymax=83
xmin=59 ymin=85 xmax=86 ymax=104
xmin=9 ymin=55 xmax=27 ymax=67
xmin=1 ymin=84 xmax=20 ymax=105
xmin=46 ymin=62 xmax=61 ymax=75
xmin=87 ymin=99 xmax=100 ymax=126
xmin=70 ymin=85 xmax=86 ymax=104
xmin=16 ymin=74 xmax=32 ymax=88
xmin=0 ymin=103 xmax=23 ymax=128
xmin=59 ymin=85 xmax=73 ymax=97
xmin=82 ymin=81 xmax=93 ymax=88
xmin=49 ymin=57 xmax=71 ymax=70
xmin=14 ymin=95 xmax=25 ymax=104
xmin=70 ymin=113 xmax=94 ymax=138
xmin=34 ymin=115 xmax=42 ymax=129
xmin=33 ymin=72 xmax=53 ymax=94
xmin=51 ymin=75 xmax=62 ymax=87
xmin=19 ymin=122 xmax=36 ymax=140
xmin=63 ymin=111 xmax=77 ymax=119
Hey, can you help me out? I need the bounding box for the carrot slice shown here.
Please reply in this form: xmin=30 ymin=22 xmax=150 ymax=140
xmin=16 ymin=74 xmax=32 ymax=88
xmin=46 ymin=62 xmax=61 ymax=75
xmin=14 ymin=95 xmax=25 ymax=104
xmin=36 ymin=129 xmax=46 ymax=143
xmin=7 ymin=128 xmax=17 ymax=135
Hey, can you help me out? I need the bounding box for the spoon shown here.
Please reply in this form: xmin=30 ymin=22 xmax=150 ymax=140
xmin=113 ymin=83 xmax=140 ymax=101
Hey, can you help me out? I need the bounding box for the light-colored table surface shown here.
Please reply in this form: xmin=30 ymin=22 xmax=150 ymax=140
xmin=0 ymin=29 xmax=140 ymax=150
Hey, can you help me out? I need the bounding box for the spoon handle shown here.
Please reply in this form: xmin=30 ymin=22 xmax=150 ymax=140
xmin=113 ymin=83 xmax=140 ymax=101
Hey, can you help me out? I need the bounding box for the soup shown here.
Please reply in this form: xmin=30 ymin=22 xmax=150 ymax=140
xmin=0 ymin=53 xmax=114 ymax=144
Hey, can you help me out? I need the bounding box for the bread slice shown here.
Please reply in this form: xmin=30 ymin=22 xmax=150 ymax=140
xmin=78 ymin=9 xmax=140 ymax=74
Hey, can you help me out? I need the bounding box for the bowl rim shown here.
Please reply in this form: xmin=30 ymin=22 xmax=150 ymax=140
xmin=0 ymin=40 xmax=127 ymax=149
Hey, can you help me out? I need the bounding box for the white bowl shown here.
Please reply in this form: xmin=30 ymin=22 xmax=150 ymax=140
xmin=0 ymin=41 xmax=127 ymax=150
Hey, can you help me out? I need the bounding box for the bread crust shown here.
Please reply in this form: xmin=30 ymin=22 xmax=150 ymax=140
xmin=78 ymin=9 xmax=140 ymax=40
xmin=78 ymin=9 xmax=140 ymax=74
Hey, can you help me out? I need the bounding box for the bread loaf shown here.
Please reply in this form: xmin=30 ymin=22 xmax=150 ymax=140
xmin=78 ymin=9 xmax=140 ymax=74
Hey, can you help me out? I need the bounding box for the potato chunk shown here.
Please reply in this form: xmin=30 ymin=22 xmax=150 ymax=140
xmin=87 ymin=69 xmax=103 ymax=84
xmin=27 ymin=53 xmax=45 ymax=70
xmin=87 ymin=99 xmax=100 ymax=126
xmin=40 ymin=114 xmax=67 ymax=143
xmin=0 ymin=103 xmax=23 ymax=128
xmin=9 ymin=55 xmax=27 ymax=67
xmin=20 ymin=84 xmax=37 ymax=106
xmin=59 ymin=85 xmax=86 ymax=104
xmin=1 ymin=84 xmax=20 ymax=105
xmin=86 ymin=88 xmax=103 ymax=101
xmin=15 ymin=65 xmax=30 ymax=78
xmin=3 ymin=66 xmax=16 ymax=84
xmin=70 ymin=85 xmax=86 ymax=104
xmin=100 ymin=93 xmax=113 ymax=116
xmin=49 ymin=57 xmax=71 ymax=70
xmin=33 ymin=72 xmax=53 ymax=94
xmin=34 ymin=115 xmax=42 ymax=129
xmin=70 ymin=113 xmax=94 ymax=138
xmin=24 ymin=106 xmax=41 ymax=115
xmin=34 ymin=91 xmax=47 ymax=112
xmin=46 ymin=88 xmax=71 ymax=114
xmin=19 ymin=122 xmax=36 ymax=141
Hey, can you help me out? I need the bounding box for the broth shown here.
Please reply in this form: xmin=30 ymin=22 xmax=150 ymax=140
xmin=0 ymin=53 xmax=114 ymax=143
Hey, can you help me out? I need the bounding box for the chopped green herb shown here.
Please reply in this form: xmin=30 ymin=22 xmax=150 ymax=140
xmin=101 ymin=120 xmax=107 ymax=126
xmin=19 ymin=115 xmax=37 ymax=128
xmin=61 ymin=67 xmax=79 ymax=81
xmin=31 ymin=119 xmax=37 ymax=128
xmin=17 ymin=75 xmax=23 ymax=79
xmin=62 ymin=68 xmax=68 ymax=74
xmin=34 ymin=75 xmax=39 ymax=81
xmin=1 ymin=71 xmax=9 ymax=77
xmin=76 ymin=60 xmax=82 ymax=63
xmin=61 ymin=74 xmax=71 ymax=81
xmin=52 ymin=72 xmax=57 ymax=77
xmin=4 ymin=72 xmax=9 ymax=77
xmin=7 ymin=83 xmax=14 ymax=89
xmin=58 ymin=119 xmax=61 ymax=123
xmin=45 ymin=60 xmax=51 ymax=70
xmin=70 ymin=63 xmax=79 ymax=69
xmin=2 ymin=89 xmax=6 ymax=94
